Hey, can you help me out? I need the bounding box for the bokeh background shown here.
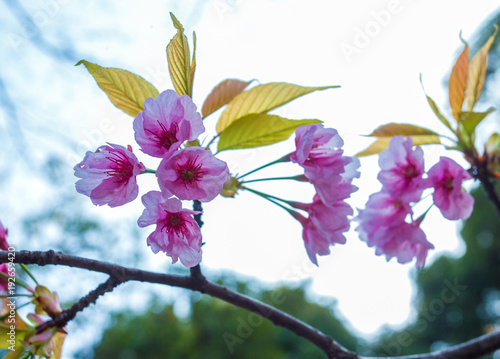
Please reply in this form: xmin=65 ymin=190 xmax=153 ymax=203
xmin=1 ymin=0 xmax=500 ymax=357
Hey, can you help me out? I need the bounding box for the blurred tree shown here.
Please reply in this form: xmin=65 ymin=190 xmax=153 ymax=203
xmin=93 ymin=279 xmax=358 ymax=359
xmin=371 ymin=183 xmax=500 ymax=358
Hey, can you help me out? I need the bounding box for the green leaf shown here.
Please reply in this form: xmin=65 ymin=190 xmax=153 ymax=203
xmin=202 ymin=79 xmax=253 ymax=119
xmin=356 ymin=123 xmax=441 ymax=157
xmin=216 ymin=82 xmax=338 ymax=133
xmin=217 ymin=114 xmax=321 ymax=152
xmin=458 ymin=108 xmax=495 ymax=135
xmin=420 ymin=76 xmax=453 ymax=131
xmin=76 ymin=60 xmax=159 ymax=117
xmin=166 ymin=13 xmax=193 ymax=97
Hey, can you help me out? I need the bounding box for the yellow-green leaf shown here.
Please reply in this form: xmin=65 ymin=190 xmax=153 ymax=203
xmin=3 ymin=346 xmax=24 ymax=359
xmin=449 ymin=42 xmax=469 ymax=120
xmin=355 ymin=123 xmax=441 ymax=157
xmin=166 ymin=13 xmax=192 ymax=97
xmin=420 ymin=76 xmax=453 ymax=131
xmin=202 ymin=79 xmax=253 ymax=119
xmin=216 ymin=82 xmax=338 ymax=133
xmin=465 ymin=26 xmax=498 ymax=111
xmin=458 ymin=108 xmax=495 ymax=135
xmin=52 ymin=331 xmax=66 ymax=359
xmin=76 ymin=60 xmax=159 ymax=117
xmin=217 ymin=114 xmax=321 ymax=152
xmin=190 ymin=32 xmax=196 ymax=95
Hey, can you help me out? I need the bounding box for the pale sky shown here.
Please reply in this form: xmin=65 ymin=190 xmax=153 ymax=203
xmin=1 ymin=0 xmax=500 ymax=356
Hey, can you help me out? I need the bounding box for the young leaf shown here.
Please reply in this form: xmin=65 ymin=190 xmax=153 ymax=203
xmin=458 ymin=108 xmax=495 ymax=135
xmin=202 ymin=79 xmax=253 ymax=119
xmin=166 ymin=12 xmax=193 ymax=97
xmin=76 ymin=60 xmax=159 ymax=117
xmin=420 ymin=75 xmax=453 ymax=131
xmin=465 ymin=26 xmax=498 ymax=111
xmin=216 ymin=82 xmax=339 ymax=133
xmin=355 ymin=123 xmax=441 ymax=157
xmin=190 ymin=32 xmax=197 ymax=95
xmin=53 ymin=331 xmax=67 ymax=359
xmin=217 ymin=114 xmax=321 ymax=152
xmin=449 ymin=42 xmax=469 ymax=120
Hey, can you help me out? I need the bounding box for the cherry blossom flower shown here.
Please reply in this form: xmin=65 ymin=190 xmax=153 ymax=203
xmin=291 ymin=124 xmax=345 ymax=170
xmin=356 ymin=192 xmax=434 ymax=268
xmin=291 ymin=124 xmax=356 ymax=206
xmin=293 ymin=195 xmax=353 ymax=265
xmin=157 ymin=147 xmax=230 ymax=202
xmin=138 ymin=191 xmax=203 ymax=267
xmin=0 ymin=221 xmax=10 ymax=293
xmin=378 ymin=136 xmax=425 ymax=202
xmin=426 ymin=157 xmax=474 ymax=220
xmin=0 ymin=220 xmax=9 ymax=250
xmin=133 ymin=89 xmax=205 ymax=158
xmin=371 ymin=220 xmax=433 ymax=268
xmin=74 ymin=143 xmax=146 ymax=207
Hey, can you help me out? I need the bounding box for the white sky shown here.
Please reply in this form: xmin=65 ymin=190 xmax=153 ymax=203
xmin=1 ymin=0 xmax=500 ymax=355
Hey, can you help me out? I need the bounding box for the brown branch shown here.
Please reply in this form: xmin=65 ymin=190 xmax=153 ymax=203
xmin=1 ymin=250 xmax=354 ymax=358
xmin=362 ymin=330 xmax=500 ymax=359
xmin=471 ymin=157 xmax=500 ymax=217
xmin=3 ymin=250 xmax=500 ymax=359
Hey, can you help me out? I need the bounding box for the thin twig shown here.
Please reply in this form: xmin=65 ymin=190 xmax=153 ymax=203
xmin=36 ymin=276 xmax=122 ymax=333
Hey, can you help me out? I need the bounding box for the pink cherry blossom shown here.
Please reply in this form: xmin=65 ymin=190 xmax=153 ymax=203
xmin=371 ymin=220 xmax=433 ymax=268
xmin=378 ymin=136 xmax=425 ymax=203
xmin=426 ymin=157 xmax=474 ymax=220
xmin=356 ymin=192 xmax=434 ymax=268
xmin=156 ymin=147 xmax=230 ymax=202
xmin=0 ymin=220 xmax=9 ymax=251
xmin=291 ymin=123 xmax=345 ymax=177
xmin=0 ymin=221 xmax=10 ymax=293
xmin=138 ymin=191 xmax=203 ymax=267
xmin=291 ymin=124 xmax=357 ymax=206
xmin=133 ymin=90 xmax=205 ymax=158
xmin=74 ymin=143 xmax=146 ymax=207
xmin=293 ymin=196 xmax=353 ymax=265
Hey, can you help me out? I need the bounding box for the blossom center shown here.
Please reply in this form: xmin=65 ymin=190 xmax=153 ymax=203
xmin=162 ymin=212 xmax=187 ymax=235
xmin=148 ymin=121 xmax=179 ymax=151
xmin=441 ymin=174 xmax=454 ymax=192
xmin=176 ymin=156 xmax=206 ymax=186
xmin=401 ymin=164 xmax=418 ymax=179
xmin=105 ymin=151 xmax=134 ymax=183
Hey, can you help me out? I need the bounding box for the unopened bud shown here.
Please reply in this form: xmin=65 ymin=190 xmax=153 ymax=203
xmin=220 ymin=177 xmax=242 ymax=198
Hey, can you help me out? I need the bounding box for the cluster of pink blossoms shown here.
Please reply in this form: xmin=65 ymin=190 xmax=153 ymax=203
xmin=289 ymin=124 xmax=360 ymax=265
xmin=0 ymin=220 xmax=10 ymax=293
xmin=356 ymin=136 xmax=474 ymax=268
xmin=75 ymin=90 xmax=229 ymax=267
